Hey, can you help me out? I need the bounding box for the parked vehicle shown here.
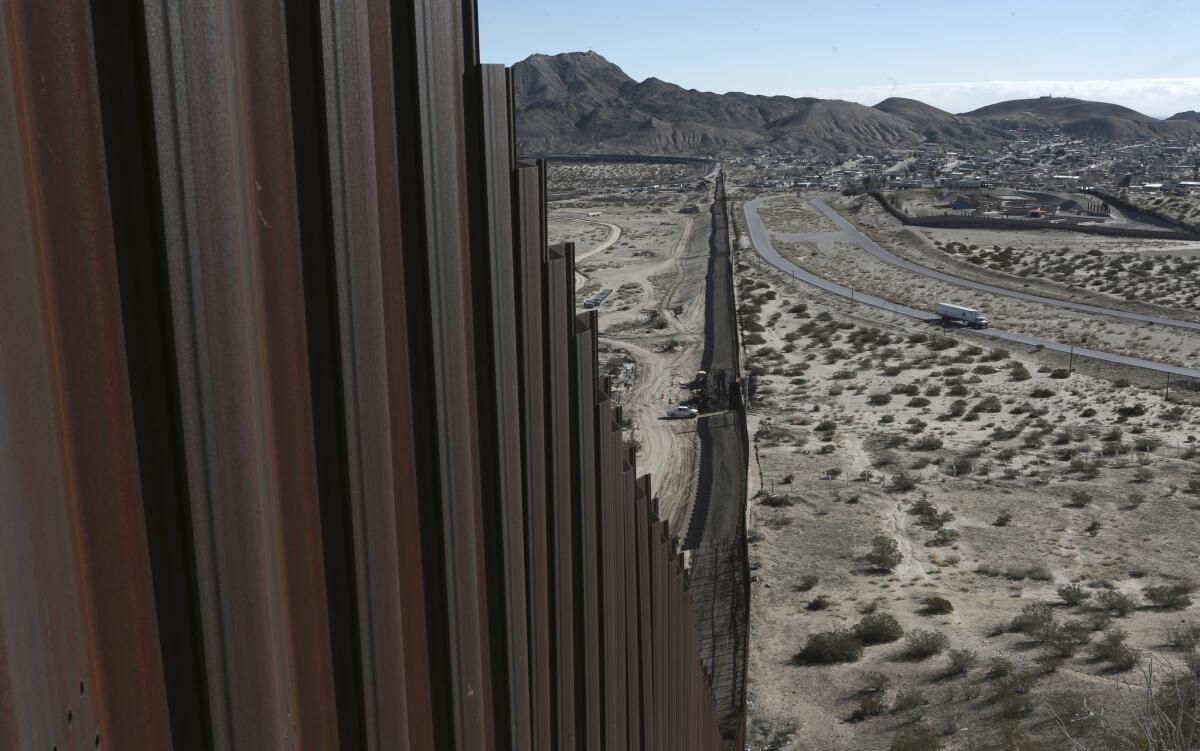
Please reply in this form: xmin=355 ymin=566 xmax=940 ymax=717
xmin=665 ymin=404 xmax=699 ymax=419
xmin=936 ymin=302 xmax=989 ymax=329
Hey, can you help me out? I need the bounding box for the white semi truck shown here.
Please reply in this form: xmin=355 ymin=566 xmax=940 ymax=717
xmin=936 ymin=302 xmax=989 ymax=329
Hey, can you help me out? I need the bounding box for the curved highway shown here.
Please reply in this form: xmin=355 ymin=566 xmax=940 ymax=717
xmin=809 ymin=198 xmax=1200 ymax=330
xmin=743 ymin=197 xmax=1200 ymax=379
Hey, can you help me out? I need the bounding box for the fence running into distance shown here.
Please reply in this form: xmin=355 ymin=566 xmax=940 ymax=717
xmin=0 ymin=0 xmax=740 ymax=749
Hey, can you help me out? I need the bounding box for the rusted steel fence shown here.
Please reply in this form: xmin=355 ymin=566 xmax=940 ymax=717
xmin=0 ymin=0 xmax=737 ymax=748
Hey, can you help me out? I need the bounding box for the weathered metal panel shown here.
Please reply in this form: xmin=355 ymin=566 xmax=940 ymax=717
xmin=571 ymin=313 xmax=602 ymax=750
xmin=0 ymin=3 xmax=173 ymax=748
xmin=544 ymin=243 xmax=576 ymax=747
xmin=141 ymin=0 xmax=345 ymax=746
xmin=513 ymin=163 xmax=553 ymax=751
xmin=469 ymin=62 xmax=533 ymax=751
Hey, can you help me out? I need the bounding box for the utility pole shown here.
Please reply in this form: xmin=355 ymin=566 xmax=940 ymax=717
xmin=1068 ymin=343 xmax=1074 ymax=375
xmin=1165 ymin=371 xmax=1171 ymax=402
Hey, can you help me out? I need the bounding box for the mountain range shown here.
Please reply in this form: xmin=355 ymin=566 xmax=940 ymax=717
xmin=513 ymin=51 xmax=1200 ymax=156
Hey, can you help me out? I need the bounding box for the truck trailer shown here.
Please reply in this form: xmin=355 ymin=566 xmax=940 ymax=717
xmin=936 ymin=302 xmax=989 ymax=329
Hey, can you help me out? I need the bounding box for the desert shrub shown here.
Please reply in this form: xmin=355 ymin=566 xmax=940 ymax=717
xmin=1057 ymin=583 xmax=1092 ymax=607
xmin=906 ymin=396 xmax=931 ymax=408
xmin=1117 ymin=403 xmax=1147 ymax=418
xmin=760 ymin=494 xmax=794 ymax=508
xmin=946 ymin=648 xmax=977 ymax=675
xmin=1067 ymin=489 xmax=1094 ymax=508
xmin=1091 ymin=628 xmax=1138 ymax=671
xmin=922 ymin=596 xmax=954 ymax=615
xmin=1047 ymin=620 xmax=1092 ymax=657
xmin=1134 ymin=466 xmax=1154 ymax=483
xmin=988 ymin=657 xmax=1014 ymax=677
xmin=1006 ymin=563 xmax=1053 ymax=581
xmin=973 ymin=395 xmax=1003 ymax=413
xmin=945 ymin=455 xmax=973 ymax=477
xmin=1031 ymin=388 xmax=1056 ymax=399
xmin=1145 ymin=582 xmax=1196 ymax=610
xmin=1050 ymin=368 xmax=1070 ymax=379
xmin=743 ymin=333 xmax=766 ymax=345
xmin=1164 ymin=622 xmax=1200 ymax=649
xmin=1011 ymin=603 xmax=1055 ymax=638
xmin=796 ymin=574 xmax=819 ymax=592
xmin=995 ymin=671 xmax=1037 ymax=717
xmin=796 ymin=630 xmax=863 ymax=664
xmin=889 ymin=472 xmax=916 ymax=492
xmin=911 ymin=434 xmax=943 ymax=451
xmin=854 ymin=613 xmax=904 ymax=645
xmin=1010 ymin=365 xmax=1032 ymax=381
xmin=994 ymin=510 xmax=1013 ymax=526
xmin=893 ymin=687 xmax=929 ymax=712
xmin=926 ymin=528 xmax=959 ymax=547
xmin=865 ymin=535 xmax=903 ymax=572
xmin=807 ymin=595 xmax=831 ymax=611
xmin=860 ymin=670 xmax=892 ymax=694
xmin=815 ymin=419 xmax=837 ymax=433
xmin=867 ymin=393 xmax=892 ymax=406
xmin=852 ymin=694 xmax=887 ymax=720
xmin=1098 ymin=590 xmax=1137 ymax=617
xmin=904 ymin=630 xmax=949 ymax=659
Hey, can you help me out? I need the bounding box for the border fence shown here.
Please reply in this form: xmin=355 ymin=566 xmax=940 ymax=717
xmin=0 ymin=1 xmax=741 ymax=749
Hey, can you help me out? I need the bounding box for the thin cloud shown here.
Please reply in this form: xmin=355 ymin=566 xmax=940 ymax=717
xmin=790 ymin=77 xmax=1200 ymax=117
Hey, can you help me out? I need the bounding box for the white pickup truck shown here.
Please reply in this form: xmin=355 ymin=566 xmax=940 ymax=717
xmin=665 ymin=404 xmax=699 ymax=419
xmin=936 ymin=302 xmax=989 ymax=329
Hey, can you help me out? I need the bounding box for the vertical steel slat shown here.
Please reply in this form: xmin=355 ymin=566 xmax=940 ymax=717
xmin=634 ymin=477 xmax=655 ymax=751
xmin=571 ymin=313 xmax=602 ymax=750
xmin=141 ymin=0 xmax=343 ymax=746
xmin=513 ymin=163 xmax=553 ymax=751
xmin=311 ymin=0 xmax=414 ymax=745
xmin=544 ymin=243 xmax=576 ymax=747
xmin=622 ymin=445 xmax=641 ymax=751
xmin=610 ymin=406 xmax=629 ymax=749
xmin=470 ymin=62 xmax=532 ymax=750
xmin=410 ymin=1 xmax=495 ymax=745
xmin=0 ymin=2 xmax=172 ymax=748
xmin=595 ymin=385 xmax=619 ymax=750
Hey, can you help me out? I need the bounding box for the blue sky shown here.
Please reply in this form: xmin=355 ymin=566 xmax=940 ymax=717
xmin=479 ymin=0 xmax=1200 ymax=115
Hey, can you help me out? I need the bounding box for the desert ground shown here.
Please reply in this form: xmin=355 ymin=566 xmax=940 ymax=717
xmin=732 ymin=186 xmax=1200 ymax=750
xmin=547 ymin=164 xmax=712 ymax=534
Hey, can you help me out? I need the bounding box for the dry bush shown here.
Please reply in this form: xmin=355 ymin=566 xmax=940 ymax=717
xmin=1057 ymin=583 xmax=1092 ymax=607
xmin=796 ymin=630 xmax=863 ymax=664
xmin=905 ymin=630 xmax=950 ymax=659
xmin=1146 ymin=582 xmax=1196 ymax=611
xmin=854 ymin=613 xmax=904 ymax=645
xmin=865 ymin=535 xmax=903 ymax=572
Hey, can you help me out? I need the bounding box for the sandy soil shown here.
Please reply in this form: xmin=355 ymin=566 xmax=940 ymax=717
xmin=548 ymin=174 xmax=712 ymax=535
xmin=729 ymin=193 xmax=1200 ymax=750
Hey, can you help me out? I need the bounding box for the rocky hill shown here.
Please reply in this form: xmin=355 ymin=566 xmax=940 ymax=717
xmin=513 ymin=52 xmax=1200 ymax=156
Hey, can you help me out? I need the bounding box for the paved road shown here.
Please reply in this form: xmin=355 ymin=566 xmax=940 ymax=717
xmin=809 ymin=197 xmax=1200 ymax=330
xmin=744 ymin=197 xmax=1200 ymax=379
